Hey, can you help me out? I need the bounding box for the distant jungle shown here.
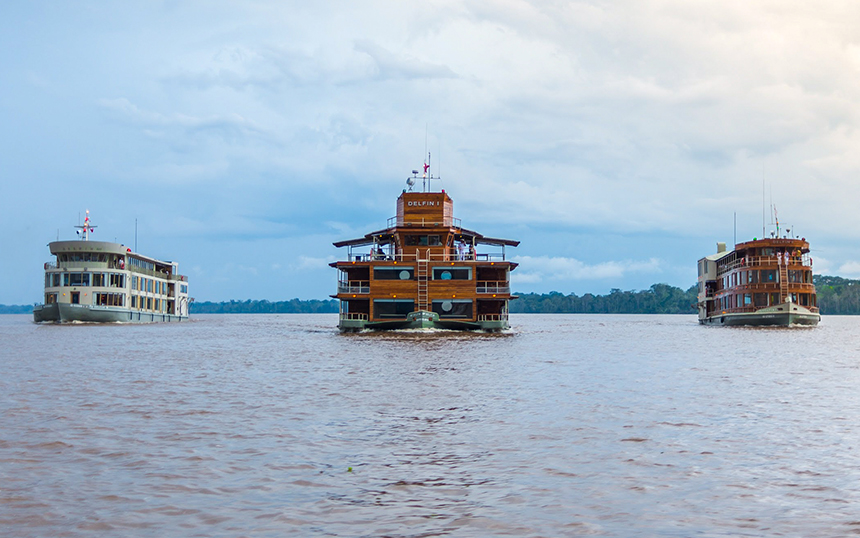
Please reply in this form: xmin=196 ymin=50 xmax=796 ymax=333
xmin=5 ymin=275 xmax=860 ymax=315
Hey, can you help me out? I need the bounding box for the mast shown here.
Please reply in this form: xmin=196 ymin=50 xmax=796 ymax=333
xmin=74 ymin=209 xmax=97 ymax=241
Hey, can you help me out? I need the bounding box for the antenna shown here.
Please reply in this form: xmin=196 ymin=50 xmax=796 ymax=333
xmin=733 ymin=212 xmax=736 ymax=247
xmin=135 ymin=218 xmax=138 ymax=252
xmin=74 ymin=209 xmax=96 ymax=241
xmin=761 ymin=175 xmax=765 ymax=238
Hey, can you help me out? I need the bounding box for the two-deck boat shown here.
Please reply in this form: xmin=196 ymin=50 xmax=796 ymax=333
xmin=33 ymin=211 xmax=191 ymax=323
xmin=330 ymin=168 xmax=518 ymax=331
xmin=697 ymin=232 xmax=819 ymax=326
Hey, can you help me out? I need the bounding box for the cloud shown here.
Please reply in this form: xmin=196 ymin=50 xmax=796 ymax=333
xmin=98 ymin=97 xmax=270 ymax=141
xmin=353 ymin=40 xmax=458 ymax=81
xmin=512 ymin=255 xmax=663 ymax=284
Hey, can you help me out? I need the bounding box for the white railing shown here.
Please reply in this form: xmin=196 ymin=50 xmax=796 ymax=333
xmin=478 ymin=313 xmax=509 ymax=322
xmin=349 ymin=251 xmax=507 ymax=262
xmin=717 ymin=255 xmax=812 ymax=277
xmin=338 ymin=280 xmax=370 ymax=293
xmin=340 ymin=312 xmax=368 ymax=321
xmin=477 ymin=281 xmax=510 ymax=294
xmin=387 ymin=216 xmax=462 ymax=229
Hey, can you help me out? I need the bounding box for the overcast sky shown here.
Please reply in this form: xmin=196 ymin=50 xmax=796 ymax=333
xmin=3 ymin=1 xmax=860 ymax=304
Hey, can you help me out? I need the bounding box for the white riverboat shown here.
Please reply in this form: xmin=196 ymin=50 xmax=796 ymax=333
xmin=33 ymin=211 xmax=190 ymax=323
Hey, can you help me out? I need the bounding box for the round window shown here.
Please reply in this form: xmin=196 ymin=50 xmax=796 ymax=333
xmin=399 ymin=270 xmax=411 ymax=280
xmin=441 ymin=301 xmax=453 ymax=312
xmin=440 ymin=271 xmax=452 ymax=280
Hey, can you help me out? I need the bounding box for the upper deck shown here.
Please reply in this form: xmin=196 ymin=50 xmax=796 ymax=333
xmin=333 ymin=190 xmax=519 ymax=264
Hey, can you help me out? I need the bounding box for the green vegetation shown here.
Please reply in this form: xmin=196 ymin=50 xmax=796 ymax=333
xmin=190 ymin=298 xmax=338 ymax=314
xmin=814 ymin=275 xmax=860 ymax=315
xmin=6 ymin=274 xmax=860 ymax=315
xmin=510 ymin=284 xmax=699 ymax=314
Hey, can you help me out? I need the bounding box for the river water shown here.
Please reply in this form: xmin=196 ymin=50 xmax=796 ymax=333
xmin=2 ymin=314 xmax=860 ymax=537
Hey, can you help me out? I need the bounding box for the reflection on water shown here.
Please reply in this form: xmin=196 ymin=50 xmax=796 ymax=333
xmin=2 ymin=313 xmax=860 ymax=536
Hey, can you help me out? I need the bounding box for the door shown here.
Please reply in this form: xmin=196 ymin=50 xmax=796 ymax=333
xmin=71 ymin=292 xmax=80 ymax=304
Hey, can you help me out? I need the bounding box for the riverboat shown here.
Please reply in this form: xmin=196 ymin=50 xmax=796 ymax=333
xmin=697 ymin=234 xmax=819 ymax=327
xmin=33 ymin=211 xmax=191 ymax=323
xmin=330 ymin=167 xmax=518 ymax=332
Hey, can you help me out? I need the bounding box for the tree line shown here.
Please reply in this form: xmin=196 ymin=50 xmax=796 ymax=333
xmin=4 ymin=274 xmax=860 ymax=315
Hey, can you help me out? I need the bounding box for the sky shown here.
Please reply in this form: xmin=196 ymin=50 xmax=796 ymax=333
xmin=3 ymin=0 xmax=860 ymax=304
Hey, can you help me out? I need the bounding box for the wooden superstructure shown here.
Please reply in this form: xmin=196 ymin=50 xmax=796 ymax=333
xmin=697 ymin=236 xmax=819 ymax=326
xmin=330 ymin=187 xmax=518 ymax=331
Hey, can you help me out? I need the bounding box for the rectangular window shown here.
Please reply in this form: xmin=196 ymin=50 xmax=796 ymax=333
xmin=432 ymin=300 xmax=473 ymax=319
xmin=761 ymin=270 xmax=776 ymax=282
xmin=69 ymin=273 xmax=90 ymax=286
xmin=373 ymin=299 xmax=415 ymax=318
xmin=52 ymin=273 xmax=60 ymax=287
xmin=92 ymin=273 xmax=105 ymax=287
xmin=754 ymin=293 xmax=767 ymax=307
xmin=744 ymin=293 xmax=752 ymax=306
xmin=373 ymin=267 xmax=414 ymax=280
xmin=433 ymin=267 xmax=472 ymax=280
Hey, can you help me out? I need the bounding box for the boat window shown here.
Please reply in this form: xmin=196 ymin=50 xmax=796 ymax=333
xmin=433 ymin=267 xmax=471 ymax=280
xmin=110 ymin=273 xmax=125 ymax=288
xmin=68 ymin=273 xmax=90 ymax=287
xmin=45 ymin=293 xmax=57 ymax=304
xmin=373 ymin=299 xmax=415 ymax=318
xmin=744 ymin=294 xmax=752 ymax=306
xmin=754 ymin=293 xmax=767 ymax=307
xmin=404 ymin=235 xmax=442 ymax=246
xmin=432 ymin=300 xmax=473 ymax=319
xmin=51 ymin=273 xmax=60 ymax=287
xmin=761 ymin=270 xmax=776 ymax=282
xmin=373 ymin=267 xmax=414 ymax=280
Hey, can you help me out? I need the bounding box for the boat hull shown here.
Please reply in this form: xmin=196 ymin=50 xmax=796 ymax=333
xmin=33 ymin=303 xmax=188 ymax=323
xmin=700 ymin=303 xmax=820 ymax=327
xmin=338 ymin=310 xmax=509 ymax=332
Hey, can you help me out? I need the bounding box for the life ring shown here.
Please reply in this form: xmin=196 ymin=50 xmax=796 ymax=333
xmin=118 ymin=259 xmax=125 ymax=269
xmin=44 ymin=262 xmax=49 ymax=270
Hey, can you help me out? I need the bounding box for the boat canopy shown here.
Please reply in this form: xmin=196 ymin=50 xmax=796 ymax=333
xmin=333 ymin=226 xmax=519 ymax=248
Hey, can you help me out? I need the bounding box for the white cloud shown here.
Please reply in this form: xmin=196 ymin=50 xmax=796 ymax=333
xmin=512 ymin=255 xmax=663 ymax=284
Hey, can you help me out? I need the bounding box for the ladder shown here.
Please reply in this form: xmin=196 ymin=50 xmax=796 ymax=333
xmin=778 ymin=262 xmax=789 ymax=303
xmin=417 ymin=253 xmax=429 ymax=311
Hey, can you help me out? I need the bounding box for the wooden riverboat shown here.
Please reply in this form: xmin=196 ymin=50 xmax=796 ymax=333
xmin=697 ymin=236 xmax=819 ymax=326
xmin=330 ymin=171 xmax=518 ymax=332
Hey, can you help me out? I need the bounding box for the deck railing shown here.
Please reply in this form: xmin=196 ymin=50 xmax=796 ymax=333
xmin=478 ymin=313 xmax=509 ymax=322
xmin=716 ymin=282 xmax=816 ymax=294
xmin=338 ymin=280 xmax=370 ymax=294
xmin=340 ymin=312 xmax=369 ymax=321
xmin=386 ymin=216 xmax=462 ymax=229
xmin=477 ymin=281 xmax=510 ymax=294
xmin=717 ymin=255 xmax=812 ymax=277
xmin=349 ymin=251 xmax=507 ymax=262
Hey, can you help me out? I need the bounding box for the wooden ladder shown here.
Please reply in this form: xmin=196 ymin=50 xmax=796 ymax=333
xmin=778 ymin=262 xmax=789 ymax=303
xmin=417 ymin=254 xmax=429 ymax=311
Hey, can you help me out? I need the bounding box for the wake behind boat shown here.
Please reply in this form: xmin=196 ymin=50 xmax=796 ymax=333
xmin=33 ymin=211 xmax=190 ymax=323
